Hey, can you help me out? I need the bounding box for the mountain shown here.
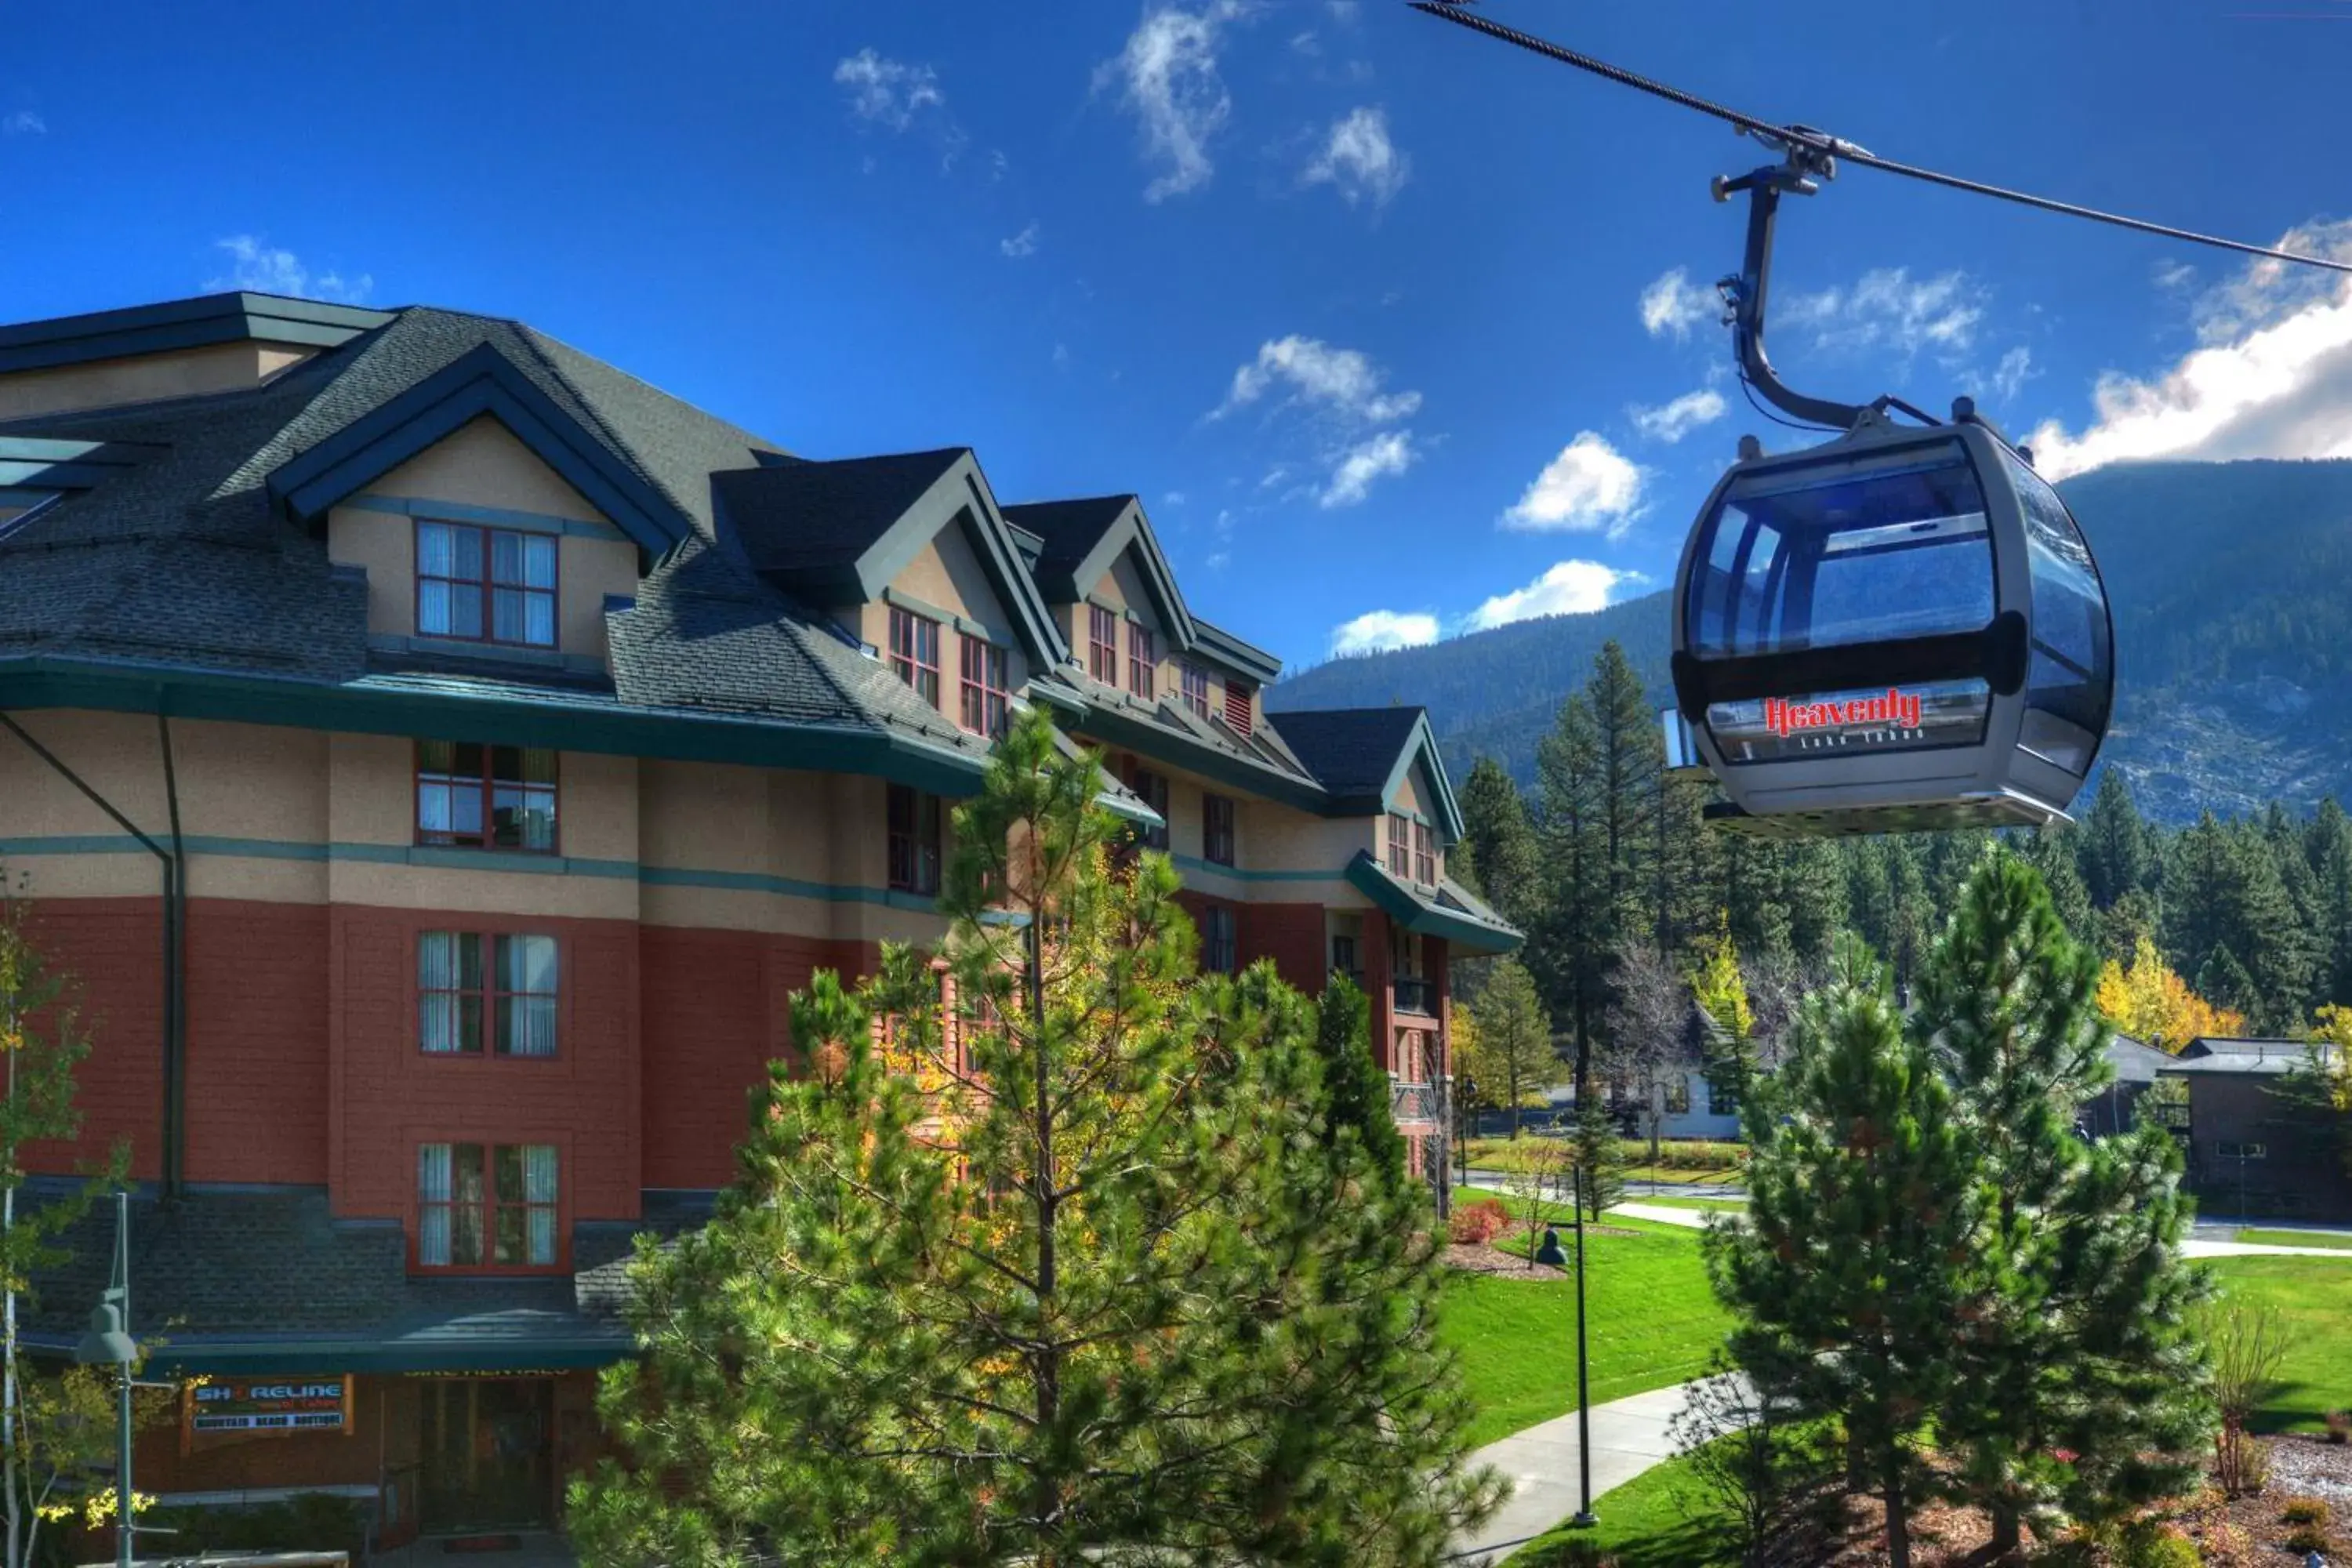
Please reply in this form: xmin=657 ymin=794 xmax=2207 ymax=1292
xmin=1268 ymin=458 xmax=2352 ymax=824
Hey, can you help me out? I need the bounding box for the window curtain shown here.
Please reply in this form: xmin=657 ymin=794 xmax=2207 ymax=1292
xmin=499 ymin=935 xmax=558 ymax=1056
xmin=419 ymin=932 xmax=462 ymax=1053
xmin=524 ymin=1145 xmax=559 ymax=1265
xmin=417 ymin=1144 xmax=453 ymax=1265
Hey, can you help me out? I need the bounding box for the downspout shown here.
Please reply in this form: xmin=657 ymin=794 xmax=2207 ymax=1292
xmin=157 ymin=714 xmax=187 ymax=1201
xmin=0 ymin=712 xmax=185 ymax=1198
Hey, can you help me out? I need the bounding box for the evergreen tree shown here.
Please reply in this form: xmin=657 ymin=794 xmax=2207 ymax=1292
xmin=1584 ymin=641 xmax=1661 ymax=945
xmin=1777 ymin=839 xmax=1849 ymax=966
xmin=2307 ymin=797 xmax=2352 ymax=1007
xmin=1915 ymin=853 xmax=2211 ymax=1549
xmin=2076 ymin=768 xmax=2152 ymax=910
xmin=1533 ymin=691 xmax=1608 ymax=1078
xmin=1316 ymin=971 xmax=1406 ymax=1192
xmin=1707 ymin=942 xmax=1982 ymax=1568
xmin=1455 ymin=959 xmax=1559 ymax=1138
xmin=571 ymin=713 xmax=1499 ymax=1566
xmin=1454 ymin=757 xmax=1538 ymax=927
xmin=2166 ymin=814 xmax=2318 ymax=1032
xmin=1715 ymin=834 xmax=1795 ymax=966
xmin=2012 ymin=826 xmax=2096 ymax=942
xmin=1570 ymin=1098 xmax=1627 ymax=1218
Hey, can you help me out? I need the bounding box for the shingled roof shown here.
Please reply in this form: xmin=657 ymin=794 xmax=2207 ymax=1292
xmin=1267 ymin=706 xmax=1428 ymax=797
xmin=1000 ymin=495 xmax=1133 ymax=601
xmin=714 ymin=448 xmax=967 ymax=575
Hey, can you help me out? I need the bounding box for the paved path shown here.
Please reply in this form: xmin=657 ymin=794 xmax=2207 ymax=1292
xmin=1615 ymin=1200 xmax=2352 ymax=1259
xmin=1464 ymin=1168 xmax=1746 ymax=1201
xmin=1453 ymin=1380 xmax=1711 ymax=1564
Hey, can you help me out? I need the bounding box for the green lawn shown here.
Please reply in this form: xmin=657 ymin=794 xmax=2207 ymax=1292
xmin=1512 ymin=1445 xmax=1734 ymax=1567
xmin=1628 ymin=1195 xmax=1748 ymax=1214
xmin=2235 ymin=1227 xmax=2352 ymax=1251
xmin=2207 ymin=1255 xmax=2352 ymax=1431
xmin=1442 ymin=1190 xmax=1732 ymax=1449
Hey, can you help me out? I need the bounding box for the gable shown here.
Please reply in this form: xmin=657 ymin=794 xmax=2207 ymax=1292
xmin=365 ymin=415 xmax=609 ymax=526
xmin=890 ymin=524 xmax=1018 ymax=647
xmin=1100 ymin=552 xmax=1159 ymax=630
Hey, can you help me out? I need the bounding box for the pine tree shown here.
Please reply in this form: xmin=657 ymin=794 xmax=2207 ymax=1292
xmin=1316 ymin=971 xmax=1407 ymax=1192
xmin=1915 ymin=852 xmax=2211 ymax=1550
xmin=1570 ymin=1098 xmax=1627 ymax=1218
xmin=1454 ymin=757 xmax=1538 ymax=928
xmin=1455 ymin=959 xmax=1559 ymax=1138
xmin=2077 ymin=768 xmax=2153 ymax=910
xmin=1534 ymin=691 xmax=1608 ymax=1079
xmin=570 ymin=712 xmax=1499 ymax=1566
xmin=2305 ymin=798 xmax=2352 ymax=1005
xmin=1706 ymin=942 xmax=1982 ymax=1568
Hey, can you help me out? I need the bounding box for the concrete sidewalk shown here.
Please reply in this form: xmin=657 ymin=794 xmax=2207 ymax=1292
xmin=1452 ymin=1381 xmax=1707 ymax=1564
xmin=1615 ymin=1200 xmax=2352 ymax=1260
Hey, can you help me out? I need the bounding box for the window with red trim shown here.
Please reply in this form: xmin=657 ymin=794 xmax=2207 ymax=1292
xmin=416 ymin=521 xmax=556 ymax=647
xmin=1126 ymin=765 xmax=1170 ymax=852
xmin=1201 ymin=906 xmax=1237 ymax=975
xmin=1088 ymin=605 xmax=1119 ymax=686
xmin=889 ymin=608 xmax=942 ymax=707
xmin=1413 ymin=821 xmax=1436 ymax=885
xmin=415 ymin=742 xmax=557 ymax=852
xmin=1387 ymin=814 xmax=1411 ymax=878
xmin=888 ymin=783 xmax=942 ymax=895
xmin=418 ymin=931 xmax=558 ymax=1056
xmin=959 ymin=637 xmax=1010 ymax=737
xmin=1180 ymin=662 xmax=1210 ymax=720
xmin=416 ymin=1142 xmax=559 ymax=1269
xmin=1203 ymin=793 xmax=1236 ymax=867
xmin=1127 ymin=623 xmax=1156 ymax=701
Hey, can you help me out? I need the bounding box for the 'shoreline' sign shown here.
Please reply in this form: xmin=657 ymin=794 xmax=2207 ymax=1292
xmin=1762 ymin=688 xmax=1923 ymax=739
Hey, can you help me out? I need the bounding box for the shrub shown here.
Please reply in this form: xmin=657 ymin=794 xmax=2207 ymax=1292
xmin=2213 ymin=1424 xmax=2270 ymax=1499
xmin=2325 ymin=1407 xmax=2351 ymax=1444
xmin=2284 ymin=1522 xmax=2331 ymax=1554
xmin=141 ymin=1493 xmax=370 ymax=1559
xmin=1449 ymin=1197 xmax=1510 ymax=1244
xmin=2116 ymin=1519 xmax=2202 ymax=1568
xmin=2281 ymin=1495 xmax=2330 ymax=1526
xmin=2198 ymin=1523 xmax=2255 ymax=1568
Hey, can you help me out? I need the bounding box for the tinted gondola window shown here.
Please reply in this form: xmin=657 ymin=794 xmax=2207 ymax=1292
xmin=1686 ymin=443 xmax=1995 ymax=658
xmin=2002 ymin=448 xmax=2112 ymax=773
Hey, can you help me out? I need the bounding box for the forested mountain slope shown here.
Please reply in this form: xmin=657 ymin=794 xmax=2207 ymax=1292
xmin=1270 ymin=458 xmax=2352 ymax=823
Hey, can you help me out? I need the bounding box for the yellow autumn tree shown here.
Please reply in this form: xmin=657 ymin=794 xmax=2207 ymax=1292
xmin=1687 ymin=919 xmax=1755 ymax=1069
xmin=2093 ymin=934 xmax=2245 ymax=1053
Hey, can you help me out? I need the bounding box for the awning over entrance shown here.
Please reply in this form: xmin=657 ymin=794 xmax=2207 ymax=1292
xmin=1343 ymin=851 xmax=1522 ymax=956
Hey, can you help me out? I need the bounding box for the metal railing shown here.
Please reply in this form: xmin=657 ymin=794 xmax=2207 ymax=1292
xmin=1392 ymin=977 xmax=1435 ymax=1015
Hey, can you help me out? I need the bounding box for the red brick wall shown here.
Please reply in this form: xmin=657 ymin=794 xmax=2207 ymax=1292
xmin=329 ymin=908 xmax=644 ymax=1227
xmin=20 ymin=898 xmax=166 ymax=1181
xmin=1242 ymin=902 xmax=1326 ymax=996
xmin=187 ymin=898 xmax=331 ymax=1187
xmin=640 ymin=929 xmax=859 ymax=1192
xmin=1362 ymin=911 xmax=1394 ymax=1073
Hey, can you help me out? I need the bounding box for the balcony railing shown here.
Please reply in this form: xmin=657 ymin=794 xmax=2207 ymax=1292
xmin=1392 ymin=977 xmax=1435 ymax=1016
xmin=1390 ymin=1080 xmax=1439 ymax=1127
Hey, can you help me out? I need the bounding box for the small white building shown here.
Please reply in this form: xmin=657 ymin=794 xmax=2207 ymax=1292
xmin=1628 ymin=1066 xmax=1744 ymax=1142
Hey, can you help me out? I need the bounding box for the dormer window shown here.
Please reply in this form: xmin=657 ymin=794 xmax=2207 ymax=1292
xmin=1181 ymin=663 xmax=1210 ymax=721
xmin=1127 ymin=625 xmax=1157 ymax=702
xmin=889 ymin=607 xmax=942 ymax=708
xmin=416 ymin=521 xmax=555 ymax=648
xmin=960 ymin=637 xmax=1010 ymax=738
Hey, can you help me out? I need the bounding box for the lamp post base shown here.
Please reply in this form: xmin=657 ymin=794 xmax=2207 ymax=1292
xmin=1570 ymin=1512 xmax=1598 ymax=1529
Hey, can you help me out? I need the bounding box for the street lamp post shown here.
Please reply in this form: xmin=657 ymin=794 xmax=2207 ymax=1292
xmin=1534 ymin=1163 xmax=1597 ymax=1530
xmin=73 ymin=1190 xmax=139 ymax=1568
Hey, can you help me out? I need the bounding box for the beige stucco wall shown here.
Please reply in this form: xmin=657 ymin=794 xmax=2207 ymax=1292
xmin=1251 ymin=802 xmax=1379 ymax=877
xmin=1391 ymin=764 xmax=1424 ymax=817
xmin=0 ymin=343 xmax=312 ymax=421
xmin=323 ymin=416 xmax=637 ymax=661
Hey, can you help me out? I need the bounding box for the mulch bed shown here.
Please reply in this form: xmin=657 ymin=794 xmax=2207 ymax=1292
xmin=1441 ymin=1230 xmax=1647 ymax=1277
xmin=1795 ymin=1436 xmax=2352 ymax=1564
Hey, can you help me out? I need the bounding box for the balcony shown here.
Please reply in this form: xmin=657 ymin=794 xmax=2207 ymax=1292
xmin=1390 ymin=1080 xmax=1439 ymax=1127
xmin=1392 ymin=976 xmax=1436 ymax=1017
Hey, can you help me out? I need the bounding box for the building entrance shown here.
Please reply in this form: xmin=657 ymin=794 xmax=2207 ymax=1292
xmin=418 ymin=1377 xmax=555 ymax=1532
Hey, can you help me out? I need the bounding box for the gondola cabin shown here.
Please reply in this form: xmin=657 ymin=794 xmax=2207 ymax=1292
xmin=1668 ymin=412 xmax=2111 ymax=837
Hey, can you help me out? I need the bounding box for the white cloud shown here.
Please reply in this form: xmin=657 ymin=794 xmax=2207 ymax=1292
xmin=1501 ymin=432 xmax=1643 ymax=535
xmin=1097 ymin=2 xmax=1245 ymax=203
xmin=2154 ymin=259 xmax=2197 ymax=293
xmin=1290 ymin=29 xmax=1320 ymax=54
xmin=1466 ymin=561 xmax=1632 ymax=630
xmin=1330 ymin=608 xmax=1439 ymax=657
xmin=1302 ymin=106 xmax=1407 ymax=209
xmin=2 ymin=111 xmax=44 ymax=136
xmin=1000 ymin=222 xmax=1040 ymax=259
xmin=1163 ymin=490 xmax=1187 ymax=506
xmin=834 ymin=49 xmax=946 ymax=130
xmin=1991 ymin=345 xmax=2033 ymax=402
xmin=1639 ymin=267 xmax=1715 ymax=340
xmin=1211 ymin=335 xmax=1419 ymax=423
xmin=1629 ymin=387 xmax=1726 ymax=444
xmin=1327 ymin=0 xmax=1360 ymax=18
xmin=1206 ymin=550 xmax=1231 ymax=569
xmin=1321 ymin=430 xmax=1416 ymax=507
xmin=206 ymin=237 xmax=373 ymax=303
xmin=2028 ymin=220 xmax=2352 ymax=480
xmin=1780 ymin=267 xmax=1982 ymax=358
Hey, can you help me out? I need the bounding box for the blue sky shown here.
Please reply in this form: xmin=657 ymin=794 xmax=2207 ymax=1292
xmin=5 ymin=1 xmax=2349 ymax=673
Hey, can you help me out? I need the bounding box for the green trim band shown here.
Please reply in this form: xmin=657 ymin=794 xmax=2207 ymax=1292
xmin=0 ymin=832 xmax=938 ymax=912
xmin=341 ymin=492 xmax=630 ymax=541
xmin=1167 ymin=853 xmax=1348 ymax=886
xmin=881 ymin=586 xmax=1015 ymax=650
